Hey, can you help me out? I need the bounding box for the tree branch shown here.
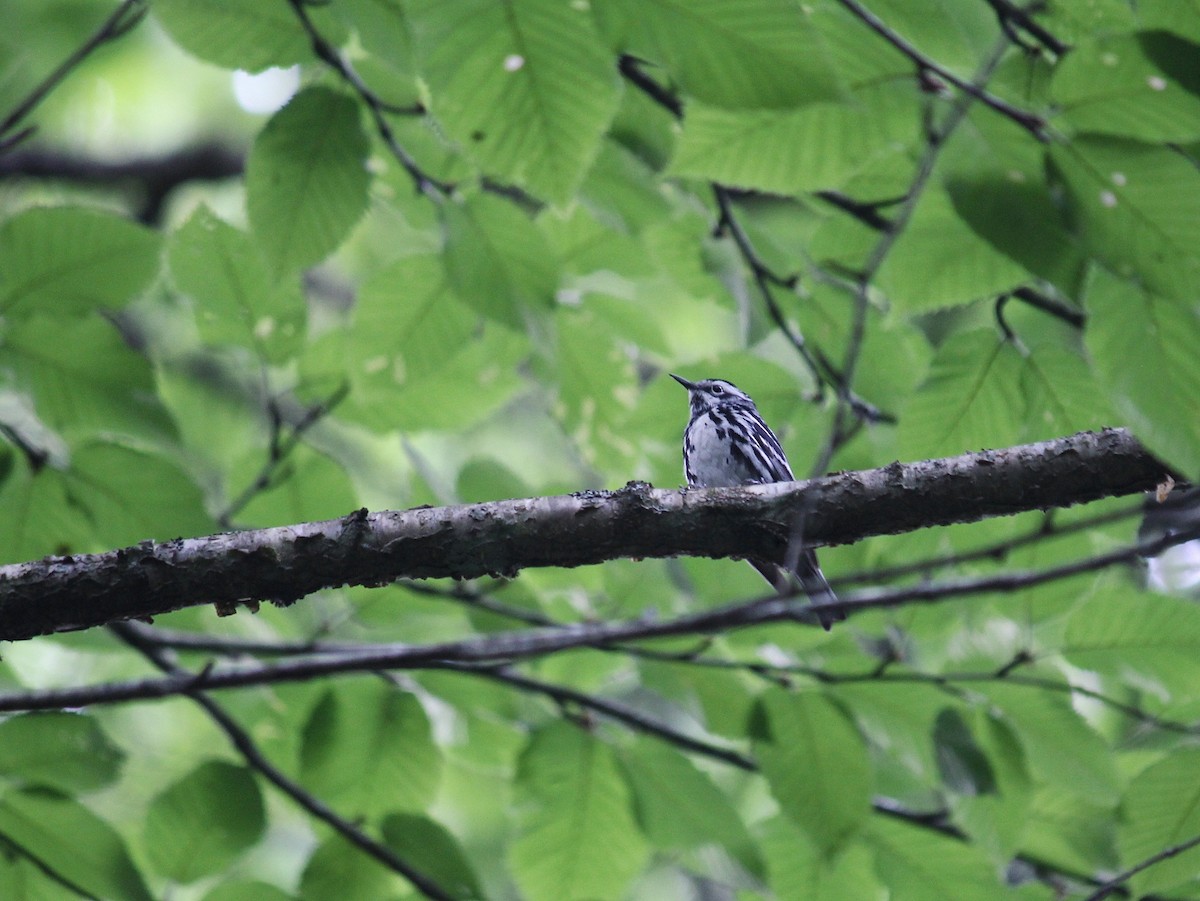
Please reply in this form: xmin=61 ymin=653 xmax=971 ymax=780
xmin=110 ymin=623 xmax=457 ymax=901
xmin=0 ymin=428 xmax=1169 ymax=640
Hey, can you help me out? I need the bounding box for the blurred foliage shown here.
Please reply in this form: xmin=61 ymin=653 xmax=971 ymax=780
xmin=1 ymin=0 xmax=1200 ymax=899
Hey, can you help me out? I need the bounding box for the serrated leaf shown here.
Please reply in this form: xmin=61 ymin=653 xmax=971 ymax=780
xmin=899 ymin=330 xmax=1025 ymax=461
xmin=381 ymin=814 xmax=483 ymax=900
xmin=300 ymin=834 xmax=408 ymax=901
xmin=760 ymin=815 xmax=886 ymax=901
xmin=977 ymin=683 xmax=1119 ymax=805
xmin=753 ymin=689 xmax=870 ymax=857
xmin=879 ymin=188 xmax=1029 ymax=312
xmin=620 ymin=742 xmax=761 ymax=875
xmin=869 ymin=813 xmax=1008 ymax=901
xmin=68 ymin=441 xmax=214 ymax=547
xmin=670 ymin=85 xmax=917 ymax=194
xmin=1052 ymin=32 xmax=1200 ymax=142
xmin=1084 ymin=268 xmax=1200 ymax=475
xmin=0 ymin=713 xmax=124 ymax=793
xmin=594 ymin=0 xmax=844 ymax=109
xmin=168 ymin=205 xmax=305 ymax=360
xmin=509 ymin=722 xmax=648 ymax=901
xmin=441 ymin=193 xmax=558 ymax=329
xmin=932 ymin=708 xmax=996 ymax=796
xmin=152 ymin=0 xmax=310 ymax=71
xmin=409 ymin=0 xmax=619 ymax=203
xmin=1120 ymin=750 xmax=1200 ymax=896
xmin=0 ymin=314 xmax=176 ymax=443
xmin=300 ymin=683 xmax=442 ymax=818
xmin=0 ymin=455 xmax=94 ymax=561
xmin=0 ymin=207 xmax=160 ymax=318
xmin=246 ymin=87 xmax=372 ymax=275
xmin=1051 ymin=137 xmax=1200 ymax=303
xmin=0 ymin=788 xmax=152 ymax=901
xmin=1065 ymin=588 xmax=1200 ymax=694
xmin=144 ymin=762 xmax=265 ymax=883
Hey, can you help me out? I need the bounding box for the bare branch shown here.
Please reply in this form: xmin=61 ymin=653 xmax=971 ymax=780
xmin=837 ymin=0 xmax=1048 ymax=138
xmin=0 ymin=428 xmax=1169 ymax=640
xmin=110 ymin=623 xmax=457 ymax=901
xmin=1082 ymin=832 xmax=1200 ymax=901
xmin=0 ymin=0 xmax=147 ymax=148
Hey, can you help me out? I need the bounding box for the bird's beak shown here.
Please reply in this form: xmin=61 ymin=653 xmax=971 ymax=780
xmin=670 ymin=373 xmax=696 ymax=391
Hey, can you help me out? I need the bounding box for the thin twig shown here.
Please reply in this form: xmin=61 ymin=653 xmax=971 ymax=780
xmin=286 ymin=0 xmax=448 ymax=198
xmin=0 ymin=0 xmax=147 ymax=148
xmin=109 ymin=623 xmax=457 ymax=901
xmin=838 ymin=0 xmax=1048 ymax=139
xmin=1081 ymin=833 xmax=1200 ymax=901
xmin=814 ymin=31 xmax=1016 ymax=476
xmin=218 ymin=383 xmax=349 ymax=528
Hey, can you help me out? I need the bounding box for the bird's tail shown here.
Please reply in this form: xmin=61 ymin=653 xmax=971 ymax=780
xmin=750 ymin=549 xmax=844 ymax=630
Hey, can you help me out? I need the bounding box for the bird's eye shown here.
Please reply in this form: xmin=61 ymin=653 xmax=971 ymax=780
xmin=711 ymin=384 xmax=724 ymax=395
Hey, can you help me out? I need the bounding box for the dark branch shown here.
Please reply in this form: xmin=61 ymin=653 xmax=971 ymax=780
xmin=0 ymin=143 xmax=244 ymax=224
xmin=110 ymin=623 xmax=457 ymax=901
xmin=0 ymin=428 xmax=1170 ymax=641
xmin=837 ymin=0 xmax=1048 ymax=139
xmin=0 ymin=0 xmax=147 ymax=149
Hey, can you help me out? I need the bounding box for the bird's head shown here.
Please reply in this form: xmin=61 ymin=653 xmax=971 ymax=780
xmin=670 ymin=374 xmax=756 ymax=415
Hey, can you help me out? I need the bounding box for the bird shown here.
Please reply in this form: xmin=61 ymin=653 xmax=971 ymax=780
xmin=671 ymin=373 xmax=843 ymax=629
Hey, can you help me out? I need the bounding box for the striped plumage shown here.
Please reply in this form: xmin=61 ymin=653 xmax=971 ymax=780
xmin=671 ymin=374 xmax=843 ymax=629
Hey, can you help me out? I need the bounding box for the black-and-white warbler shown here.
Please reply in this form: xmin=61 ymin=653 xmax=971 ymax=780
xmin=671 ymin=374 xmax=843 ymax=629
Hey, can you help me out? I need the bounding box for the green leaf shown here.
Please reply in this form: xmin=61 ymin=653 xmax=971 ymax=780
xmin=1065 ymin=588 xmax=1200 ymax=694
xmin=760 ymin=815 xmax=885 ymax=901
xmin=304 ymin=255 xmax=476 ymax=389
xmin=670 ymin=84 xmax=918 ymax=194
xmin=899 ymin=330 xmax=1025 ymax=461
xmin=0 ymin=788 xmax=152 ymax=901
xmin=0 ymin=207 xmax=160 ymax=317
xmin=201 ymin=881 xmax=295 ymax=901
xmin=0 ymin=456 xmax=94 ymax=562
xmin=1120 ymin=750 xmax=1200 ymax=896
xmin=752 ymin=689 xmax=871 ymax=857
xmin=0 ymin=713 xmax=123 ymax=793
xmin=879 ymin=188 xmax=1029 ymax=312
xmin=950 ymin=711 xmax=1033 ymax=863
xmin=408 ymin=0 xmax=620 ymax=203
xmin=868 ymin=813 xmax=1008 ymax=901
xmin=945 ymin=171 xmax=1083 ymax=291
xmin=976 ymin=683 xmax=1119 ymax=806
xmin=68 ymin=441 xmax=214 ymax=547
xmin=381 ymin=813 xmax=483 ymax=901
xmin=144 ymin=761 xmax=266 ymax=883
xmin=1018 ymin=343 xmax=1112 ymax=443
xmin=1084 ymin=268 xmax=1200 ymax=475
xmin=299 ymin=682 xmax=442 ymax=818
xmin=1051 ymin=137 xmax=1200 ymax=303
xmin=932 ymin=708 xmax=996 ymax=796
xmin=0 ymin=314 xmax=176 ymax=443
xmin=509 ymin=722 xmax=648 ymax=901
xmin=152 ymin=0 xmax=310 ymax=71
xmin=246 ymin=87 xmax=372 ymax=275
xmin=168 ymin=205 xmax=305 ymax=360
xmin=300 ymin=834 xmax=408 ymax=900
xmin=620 ymin=742 xmax=761 ymax=875
xmin=440 ymin=193 xmax=558 ymax=329
xmin=1052 ymin=32 xmax=1200 ymax=142
xmin=594 ymin=0 xmax=844 ymax=109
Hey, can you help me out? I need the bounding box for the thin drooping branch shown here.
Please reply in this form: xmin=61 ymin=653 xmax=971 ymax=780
xmin=110 ymin=624 xmax=457 ymax=901
xmin=0 ymin=0 xmax=147 ymax=151
xmin=0 ymin=428 xmax=1169 ymax=640
xmin=837 ymin=0 xmax=1047 ymax=138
